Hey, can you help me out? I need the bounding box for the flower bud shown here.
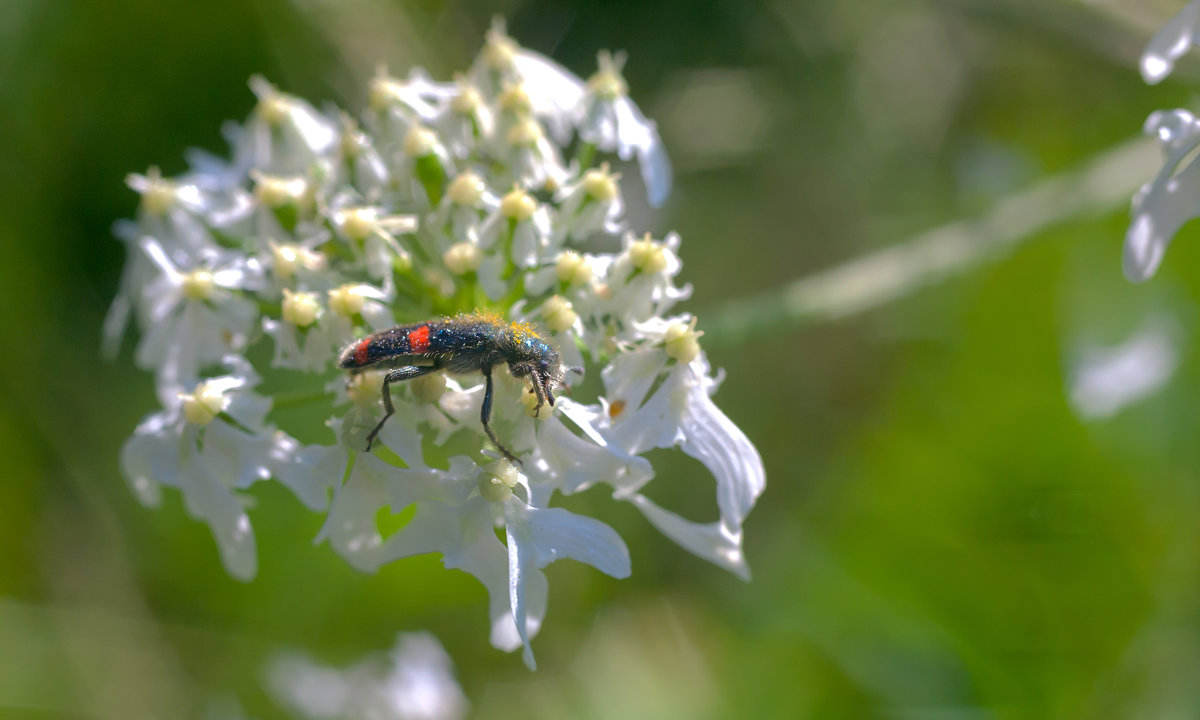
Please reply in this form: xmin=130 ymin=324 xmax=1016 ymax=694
xmin=478 ymin=460 xmax=520 ymax=503
xmin=629 ymin=236 xmax=668 ymax=274
xmin=403 ymin=125 xmax=439 ymax=157
xmin=282 ymin=289 xmax=320 ymax=328
xmin=181 ymin=270 xmax=215 ymax=301
xmin=583 ymin=164 xmax=620 ymax=202
xmin=541 ymin=295 xmax=577 ymax=333
xmin=663 ymin=318 xmax=703 ymax=364
xmin=447 ymin=171 xmax=486 ymax=207
xmin=507 ymin=118 xmax=543 ymax=148
xmin=500 ymin=187 xmax=536 ymax=221
xmin=327 ymin=284 xmax=367 ymax=317
xmin=180 ymin=381 xmax=228 ymax=426
xmin=555 ymin=251 xmax=593 ymax=287
xmin=443 ymin=242 xmax=481 ymax=275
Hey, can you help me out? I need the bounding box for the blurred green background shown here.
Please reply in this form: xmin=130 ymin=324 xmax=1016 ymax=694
xmin=4 ymin=0 xmax=1200 ymax=717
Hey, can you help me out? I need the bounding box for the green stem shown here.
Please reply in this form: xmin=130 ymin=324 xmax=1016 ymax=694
xmin=702 ymin=136 xmax=1158 ymax=349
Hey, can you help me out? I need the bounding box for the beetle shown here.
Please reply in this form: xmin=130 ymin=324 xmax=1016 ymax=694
xmin=338 ymin=312 xmax=568 ymax=466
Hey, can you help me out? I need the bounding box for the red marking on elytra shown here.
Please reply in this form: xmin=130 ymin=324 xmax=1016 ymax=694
xmin=408 ymin=325 xmax=431 ymax=353
xmin=354 ymin=338 xmax=371 ymax=366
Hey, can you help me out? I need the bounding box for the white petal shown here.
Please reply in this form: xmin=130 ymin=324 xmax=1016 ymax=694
xmin=507 ymin=499 xmax=631 ymax=578
xmin=178 ymin=450 xmax=257 ymax=581
xmin=1141 ymin=0 xmax=1200 ymax=84
xmin=628 ymin=493 xmax=749 ymax=580
xmin=678 ymin=358 xmax=766 ymax=528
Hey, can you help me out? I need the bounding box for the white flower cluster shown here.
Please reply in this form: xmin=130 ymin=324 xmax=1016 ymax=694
xmin=109 ymin=19 xmax=765 ymax=669
xmin=1125 ymin=1 xmax=1200 ymax=281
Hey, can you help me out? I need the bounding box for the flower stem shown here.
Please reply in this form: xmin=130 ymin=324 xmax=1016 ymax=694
xmin=702 ymin=136 xmax=1159 ymax=349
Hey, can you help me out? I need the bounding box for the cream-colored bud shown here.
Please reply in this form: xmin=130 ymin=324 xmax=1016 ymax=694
xmin=338 ymin=207 xmax=377 ymax=242
xmin=181 ymin=270 xmax=215 ymax=301
xmin=180 ymin=381 xmax=227 ymax=426
xmin=587 ymin=50 xmax=628 ymax=99
xmin=498 ymin=83 xmax=532 ymax=115
xmin=347 ymin=370 xmax=384 ymax=408
xmin=257 ymin=92 xmax=292 ymax=127
xmin=451 ymin=81 xmax=483 ymax=115
xmin=519 ymin=387 xmax=551 ymax=419
xmin=367 ymin=74 xmax=403 ymax=112
xmin=137 ymin=169 xmax=177 ymax=217
xmin=629 ymin=237 xmax=668 ymax=274
xmin=443 ymin=242 xmax=481 ymax=275
xmin=555 ymin=251 xmax=593 ymax=287
xmin=478 ymin=459 xmax=520 ymax=502
xmin=272 ymin=243 xmax=325 ymax=280
xmin=500 ymin=187 xmax=536 ymax=221
xmin=411 ymin=372 xmax=446 ymax=404
xmin=541 ymin=295 xmax=577 ymax=333
xmin=447 ymin=172 xmax=486 ymax=207
xmin=483 ymin=30 xmax=519 ymax=71
xmin=253 ymin=173 xmax=309 ymax=209
xmin=403 ymin=125 xmax=439 ymax=157
xmin=506 ymin=118 xmax=543 ymax=147
xmin=327 ymin=284 xmax=367 ymax=317
xmin=663 ymin=318 xmax=703 ymax=364
xmin=582 ymin=164 xmax=620 ymax=202
xmin=281 ymin=289 xmax=320 ymax=327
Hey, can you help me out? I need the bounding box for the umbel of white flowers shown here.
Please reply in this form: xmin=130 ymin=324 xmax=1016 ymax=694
xmin=110 ymin=18 xmax=765 ymax=669
xmin=1126 ymin=0 xmax=1200 ymax=281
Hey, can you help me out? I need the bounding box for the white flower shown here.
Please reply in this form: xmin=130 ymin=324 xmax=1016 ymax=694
xmin=1124 ymin=109 xmax=1200 ymax=281
xmin=234 ymin=75 xmax=338 ymax=176
xmin=577 ymin=51 xmax=673 ymax=207
xmin=131 ymin=236 xmax=262 ymax=403
xmin=120 ymin=361 xmax=326 ymax=580
xmin=567 ymin=327 xmax=765 ymax=579
xmin=1141 ymin=0 xmax=1200 ymax=84
xmin=266 ymin=632 xmax=469 ymax=720
xmin=317 ymin=452 xmax=629 ymax=669
xmin=555 ymin=162 xmax=625 ymax=240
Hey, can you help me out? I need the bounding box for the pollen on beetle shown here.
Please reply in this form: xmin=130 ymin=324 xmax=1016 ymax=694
xmin=507 ymin=118 xmax=544 ymax=148
xmin=629 ymin=235 xmax=668 ymax=275
xmin=327 ymin=284 xmax=367 ymax=317
xmin=252 ymin=171 xmax=310 ymax=209
xmin=587 ymin=50 xmax=629 ymax=100
xmin=447 ymin=171 xmax=486 ymax=207
xmin=583 ymin=163 xmax=621 ymax=202
xmin=180 ymin=381 xmax=228 ymax=426
xmin=403 ymin=125 xmax=440 ymax=157
xmin=271 ymin=242 xmax=326 ymax=280
xmin=500 ymin=186 xmax=537 ymax=221
xmin=555 ymin=250 xmax=593 ymax=287
xmin=541 ymin=295 xmax=577 ymax=333
xmin=181 ymin=269 xmax=216 ymax=301
xmin=478 ymin=459 xmax=520 ymax=503
xmin=444 ymin=242 xmax=482 ymax=275
xmin=664 ymin=317 xmax=703 ymax=364
xmin=282 ymin=289 xmax=320 ymax=327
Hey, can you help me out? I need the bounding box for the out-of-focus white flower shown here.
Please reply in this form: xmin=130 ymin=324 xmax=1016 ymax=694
xmin=1141 ymin=0 xmax=1200 ymax=84
xmin=1069 ymin=319 xmax=1180 ymax=419
xmin=1125 ymin=110 xmax=1200 ymax=281
xmin=577 ymin=51 xmax=673 ymax=207
xmin=120 ymin=360 xmax=328 ymax=580
xmin=131 ymin=236 xmax=262 ymax=404
xmin=236 ymin=76 xmax=338 ymax=177
xmin=266 ymin=632 xmax=469 ymax=720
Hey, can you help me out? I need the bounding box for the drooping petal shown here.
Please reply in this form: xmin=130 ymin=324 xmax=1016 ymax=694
xmin=1141 ymin=0 xmax=1200 ymax=84
xmin=1125 ymin=110 xmax=1200 ymax=281
xmin=628 ymin=493 xmax=749 ymax=580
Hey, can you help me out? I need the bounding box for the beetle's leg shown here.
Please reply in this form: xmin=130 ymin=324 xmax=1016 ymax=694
xmin=365 ymin=365 xmax=439 ymax=451
xmin=481 ymin=365 xmax=522 ymax=467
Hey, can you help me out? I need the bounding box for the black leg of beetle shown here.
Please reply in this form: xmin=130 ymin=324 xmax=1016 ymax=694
xmin=365 ymin=365 xmax=438 ymax=451
xmin=481 ymin=366 xmax=522 ymax=467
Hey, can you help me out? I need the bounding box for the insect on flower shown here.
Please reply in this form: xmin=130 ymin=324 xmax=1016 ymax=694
xmin=339 ymin=312 xmax=571 ymax=466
